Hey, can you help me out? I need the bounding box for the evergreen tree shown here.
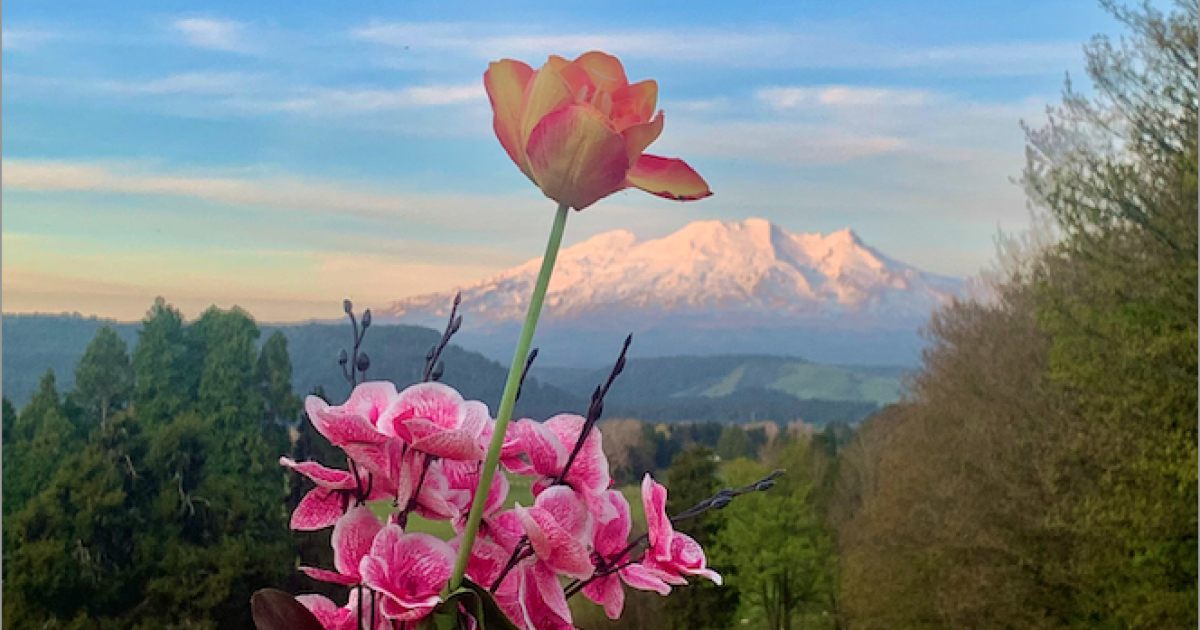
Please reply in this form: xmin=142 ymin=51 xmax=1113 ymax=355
xmin=132 ymin=298 xmax=200 ymax=423
xmin=2 ymin=370 xmax=81 ymax=518
xmin=258 ymin=331 xmax=301 ymax=427
xmin=73 ymin=326 xmax=134 ymax=428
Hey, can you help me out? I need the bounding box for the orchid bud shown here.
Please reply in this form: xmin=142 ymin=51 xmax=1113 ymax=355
xmin=338 ymin=349 xmax=348 ymax=366
xmin=362 ymin=309 xmax=372 ymax=328
xmin=343 ymin=299 xmax=353 ymax=314
xmin=356 ymin=352 xmax=371 ymax=373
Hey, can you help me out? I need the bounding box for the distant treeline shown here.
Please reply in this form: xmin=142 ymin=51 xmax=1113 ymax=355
xmin=4 ymin=316 xmax=884 ymax=426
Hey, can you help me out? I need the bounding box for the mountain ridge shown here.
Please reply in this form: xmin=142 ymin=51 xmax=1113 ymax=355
xmin=378 ymin=218 xmax=962 ymax=366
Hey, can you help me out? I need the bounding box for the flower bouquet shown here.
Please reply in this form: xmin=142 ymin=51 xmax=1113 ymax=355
xmin=250 ymin=51 xmax=780 ymax=630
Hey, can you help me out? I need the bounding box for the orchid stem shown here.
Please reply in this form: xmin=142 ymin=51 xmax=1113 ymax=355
xmin=448 ymin=201 xmax=570 ymax=591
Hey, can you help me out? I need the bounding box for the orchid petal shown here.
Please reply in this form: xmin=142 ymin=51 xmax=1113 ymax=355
xmin=300 ymin=566 xmax=359 ymax=586
xmin=641 ymin=474 xmax=673 ymax=552
xmin=332 ymin=506 xmax=383 ymax=578
xmin=280 ymin=457 xmax=356 ymax=489
xmin=296 ymin=594 xmax=354 ymax=630
xmin=582 ymin=573 xmax=626 ymax=619
xmin=291 ymin=488 xmax=345 ymax=531
xmin=620 ymin=563 xmax=673 ymax=595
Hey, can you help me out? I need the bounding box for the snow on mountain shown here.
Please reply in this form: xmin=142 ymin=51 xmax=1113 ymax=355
xmin=379 ymin=218 xmax=963 ymax=328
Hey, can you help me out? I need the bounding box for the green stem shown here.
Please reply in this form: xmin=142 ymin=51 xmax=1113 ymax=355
xmin=448 ymin=202 xmax=570 ymax=591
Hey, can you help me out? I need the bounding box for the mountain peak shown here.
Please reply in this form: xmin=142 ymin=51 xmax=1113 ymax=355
xmin=379 ymin=218 xmax=962 ymax=326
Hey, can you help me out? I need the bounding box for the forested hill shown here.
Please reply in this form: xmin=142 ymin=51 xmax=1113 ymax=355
xmin=1 ymin=313 xmax=576 ymax=419
xmin=3 ymin=313 xmax=886 ymax=424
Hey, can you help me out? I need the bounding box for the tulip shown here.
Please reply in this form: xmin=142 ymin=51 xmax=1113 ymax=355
xmin=485 ymin=51 xmax=711 ymax=211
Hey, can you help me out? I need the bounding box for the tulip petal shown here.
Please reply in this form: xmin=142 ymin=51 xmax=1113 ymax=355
xmin=520 ymin=62 xmax=575 ymax=155
xmin=485 ymin=59 xmax=535 ymax=171
xmin=626 ymin=154 xmax=712 ymax=201
xmin=547 ymin=54 xmax=595 ymax=102
xmin=527 ymin=103 xmax=630 ymax=210
xmin=612 ymin=79 xmax=658 ymax=127
xmin=621 ymin=111 xmax=664 ymax=165
xmin=573 ymin=51 xmax=629 ymax=93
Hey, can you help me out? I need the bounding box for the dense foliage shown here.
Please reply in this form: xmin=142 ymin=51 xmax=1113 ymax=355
xmin=3 ymin=300 xmax=298 ymax=629
xmin=831 ymin=2 xmax=1198 ymax=628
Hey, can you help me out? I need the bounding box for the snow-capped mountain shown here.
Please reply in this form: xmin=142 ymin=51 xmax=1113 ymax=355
xmin=382 ymin=218 xmax=960 ymax=323
xmin=378 ymin=219 xmax=962 ymax=366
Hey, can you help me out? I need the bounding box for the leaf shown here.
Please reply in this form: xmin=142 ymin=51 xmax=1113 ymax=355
xmin=463 ymin=578 xmax=522 ymax=630
xmin=251 ymin=588 xmax=325 ymax=630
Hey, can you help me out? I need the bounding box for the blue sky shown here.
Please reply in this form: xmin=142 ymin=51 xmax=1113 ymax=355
xmin=3 ymin=0 xmax=1121 ymax=321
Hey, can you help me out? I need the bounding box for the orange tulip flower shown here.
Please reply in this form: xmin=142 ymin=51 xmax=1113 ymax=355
xmin=484 ymin=51 xmax=712 ymax=211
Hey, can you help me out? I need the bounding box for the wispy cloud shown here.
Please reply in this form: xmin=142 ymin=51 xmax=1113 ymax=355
xmin=240 ymin=83 xmax=485 ymax=115
xmin=662 ymin=122 xmax=905 ymax=165
xmin=758 ymin=86 xmax=933 ymax=109
xmin=1 ymin=27 xmax=60 ymax=51
xmin=350 ymin=21 xmax=1081 ymax=75
xmin=171 ymin=18 xmax=250 ymax=53
xmin=98 ymin=71 xmax=265 ymax=95
xmin=4 ymin=159 xmax=416 ymax=218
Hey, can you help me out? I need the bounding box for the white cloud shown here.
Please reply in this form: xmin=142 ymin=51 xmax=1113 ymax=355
xmin=349 ymin=21 xmax=1081 ymax=75
xmin=98 ymin=71 xmax=264 ymax=95
xmin=171 ymin=18 xmax=250 ymax=53
xmin=253 ymin=84 xmax=485 ymax=114
xmin=3 ymin=159 xmax=417 ymax=218
xmin=2 ymin=28 xmax=59 ymax=51
xmin=759 ymin=86 xmax=933 ymax=109
xmin=660 ymin=121 xmax=905 ymax=165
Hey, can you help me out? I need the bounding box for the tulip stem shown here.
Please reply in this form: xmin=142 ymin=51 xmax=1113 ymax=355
xmin=448 ymin=202 xmax=571 ymax=591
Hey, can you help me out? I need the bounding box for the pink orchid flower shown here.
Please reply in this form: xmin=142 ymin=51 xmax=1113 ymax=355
xmin=304 ymin=384 xmax=396 ymax=476
xmin=280 ymin=457 xmax=389 ymax=531
xmin=640 ymin=474 xmax=722 ymax=586
xmin=296 ymin=590 xmax=388 ymax=630
xmin=359 ymin=525 xmax=457 ymax=622
xmin=378 ymin=383 xmax=489 ymax=461
xmin=511 ymin=561 xmax=575 ymax=630
xmin=582 ymin=490 xmax=672 ymax=618
xmin=301 ymin=506 xmax=383 ymax=586
xmin=391 ymin=448 xmax=470 ymax=521
xmin=513 ymin=485 xmax=595 ymax=579
xmin=444 ymin=460 xmax=510 ymax=533
xmin=513 ymin=415 xmax=610 ymax=494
